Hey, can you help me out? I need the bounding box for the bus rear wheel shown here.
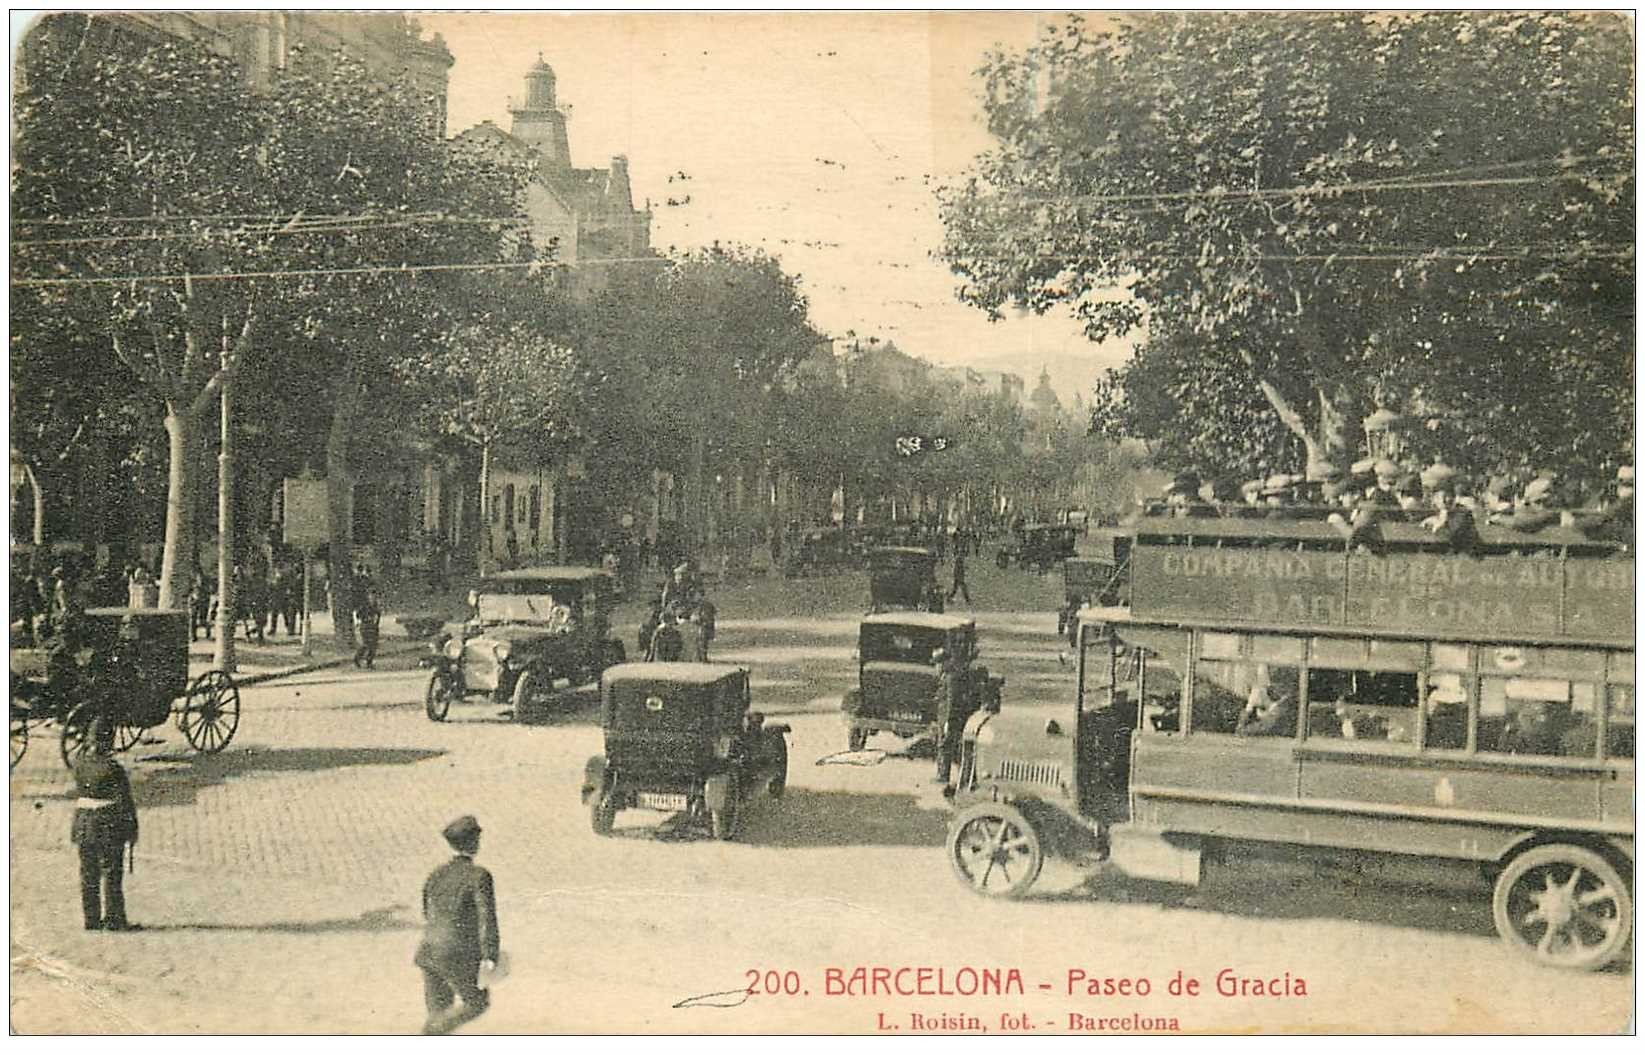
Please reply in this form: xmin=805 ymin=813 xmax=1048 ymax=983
xmin=1492 ymin=844 xmax=1632 ymax=971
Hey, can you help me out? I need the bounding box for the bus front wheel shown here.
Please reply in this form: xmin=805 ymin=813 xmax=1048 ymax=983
xmin=1492 ymin=843 xmax=1632 ymax=971
xmin=947 ymin=802 xmax=1043 ymax=899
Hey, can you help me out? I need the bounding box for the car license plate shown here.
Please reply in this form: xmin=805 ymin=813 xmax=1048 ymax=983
xmin=637 ymin=792 xmax=688 ymax=811
xmin=890 ymin=711 xmax=926 ymax=723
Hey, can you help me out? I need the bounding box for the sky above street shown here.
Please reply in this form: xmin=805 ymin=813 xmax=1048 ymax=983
xmin=422 ymin=11 xmax=1131 ymax=403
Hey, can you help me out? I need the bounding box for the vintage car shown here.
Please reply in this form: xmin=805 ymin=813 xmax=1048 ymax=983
xmin=841 ymin=612 xmax=1003 ymax=752
xmin=582 ymin=662 xmax=789 ymax=840
xmin=867 ymin=546 xmax=944 ymax=613
xmin=997 ymin=523 xmax=1079 ymax=573
xmin=1057 ymin=533 xmax=1131 ymax=644
xmin=424 ymin=566 xmax=626 ymax=722
xmin=782 ymin=526 xmax=851 ymax=577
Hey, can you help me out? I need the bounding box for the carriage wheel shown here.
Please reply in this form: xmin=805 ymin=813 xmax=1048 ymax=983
xmin=112 ymin=716 xmax=144 ymax=754
xmin=10 ymin=711 xmax=28 ymax=770
xmin=59 ymin=702 xmax=95 ymax=769
xmin=180 ymin=670 xmax=241 ymax=754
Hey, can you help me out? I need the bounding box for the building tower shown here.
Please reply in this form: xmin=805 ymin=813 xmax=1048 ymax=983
xmin=508 ymin=54 xmax=572 ymax=169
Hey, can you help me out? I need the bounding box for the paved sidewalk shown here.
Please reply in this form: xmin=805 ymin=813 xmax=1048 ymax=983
xmin=185 ymin=579 xmax=473 ymax=684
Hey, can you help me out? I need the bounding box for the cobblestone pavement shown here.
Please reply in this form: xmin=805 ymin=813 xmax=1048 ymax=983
xmin=10 ymin=561 xmax=1634 ymax=1034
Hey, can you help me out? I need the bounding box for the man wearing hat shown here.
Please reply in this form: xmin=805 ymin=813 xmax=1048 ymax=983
xmin=416 ymin=815 xmax=501 ymax=1035
xmin=1578 ymin=464 xmax=1635 ymax=548
xmin=1501 ymin=474 xmax=1561 ymax=534
xmin=1163 ymin=472 xmax=1215 ymax=519
xmin=659 ymin=561 xmax=702 ymax=614
xmin=1419 ymin=463 xmax=1480 ymax=554
xmin=71 ymin=717 xmax=140 ymax=931
xmin=1238 ymin=477 xmax=1265 ymax=511
xmin=1259 ymin=473 xmax=1301 ymax=518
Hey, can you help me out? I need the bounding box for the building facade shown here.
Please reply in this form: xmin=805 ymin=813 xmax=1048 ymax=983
xmin=453 ymin=57 xmax=653 ymax=290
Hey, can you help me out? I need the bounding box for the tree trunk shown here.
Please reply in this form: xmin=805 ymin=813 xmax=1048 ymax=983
xmin=1253 ymin=376 xmax=1325 ymax=468
xmin=326 ymin=375 xmax=359 ymax=651
xmin=23 ymin=461 xmax=46 ymax=548
xmin=158 ymin=404 xmax=199 ymax=609
xmin=686 ymin=429 xmax=707 ymax=551
xmin=477 ymin=438 xmax=492 ymax=575
xmin=1318 ymin=384 xmax=1354 ymax=466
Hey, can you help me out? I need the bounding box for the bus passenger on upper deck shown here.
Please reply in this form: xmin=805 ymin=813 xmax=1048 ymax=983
xmin=1419 ymin=463 xmax=1480 ymax=554
xmin=1239 ymin=477 xmax=1265 ymax=513
xmin=1260 ymin=473 xmax=1301 ymax=518
xmin=1496 ymin=474 xmax=1561 ymax=534
xmin=1164 ymin=473 xmax=1216 ymax=520
xmin=1578 ymin=464 xmax=1634 ymax=549
xmin=1208 ymin=475 xmax=1243 ymax=518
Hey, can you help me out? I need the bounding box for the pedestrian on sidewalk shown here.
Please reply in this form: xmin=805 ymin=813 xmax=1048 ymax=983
xmin=947 ymin=548 xmax=971 ymax=606
xmin=415 ymin=815 xmax=501 ymax=1035
xmin=354 ymin=582 xmax=381 ymax=670
xmin=71 ymin=717 xmax=141 ymax=932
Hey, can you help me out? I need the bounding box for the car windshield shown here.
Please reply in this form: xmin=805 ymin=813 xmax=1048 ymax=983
xmin=475 ymin=592 xmax=560 ymax=623
xmin=861 ymin=624 xmax=950 ymax=664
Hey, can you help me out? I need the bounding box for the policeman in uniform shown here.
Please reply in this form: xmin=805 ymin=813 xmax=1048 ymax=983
xmin=416 ymin=815 xmax=501 ymax=1035
xmin=71 ymin=717 xmax=140 ymax=931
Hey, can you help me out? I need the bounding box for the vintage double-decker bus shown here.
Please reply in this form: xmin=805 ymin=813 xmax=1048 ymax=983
xmin=948 ymin=515 xmax=1634 ymax=970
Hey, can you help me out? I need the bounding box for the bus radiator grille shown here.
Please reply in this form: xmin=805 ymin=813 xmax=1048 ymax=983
xmin=997 ymin=757 xmax=1062 ymax=788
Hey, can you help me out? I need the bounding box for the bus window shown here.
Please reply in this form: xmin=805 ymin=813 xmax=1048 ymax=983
xmin=1190 ymin=658 xmax=1299 ymax=737
xmin=1479 ymin=677 xmax=1600 ymax=758
xmin=1132 ymin=630 xmax=1190 ymax=734
xmin=1423 ymin=672 xmax=1469 ymax=750
xmin=1606 ymin=685 xmax=1635 ymax=759
xmin=1306 ymin=668 xmax=1419 ymax=743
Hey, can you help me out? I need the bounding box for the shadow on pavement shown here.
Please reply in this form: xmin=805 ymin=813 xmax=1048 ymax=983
xmin=145 ymin=904 xmax=418 ymax=935
xmin=738 ymin=788 xmax=948 ymax=848
xmin=1038 ymin=857 xmax=1503 ymax=947
xmin=133 ymin=746 xmax=445 ymax=809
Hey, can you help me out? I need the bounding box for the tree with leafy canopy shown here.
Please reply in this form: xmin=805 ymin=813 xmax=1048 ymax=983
xmin=399 ymin=306 xmax=590 ymax=574
xmin=12 ymin=15 xmax=274 ymax=607
xmin=254 ymin=43 xmax=531 ymax=643
xmin=566 ymin=246 xmax=822 ymax=547
xmin=940 ymin=11 xmax=1634 ymax=484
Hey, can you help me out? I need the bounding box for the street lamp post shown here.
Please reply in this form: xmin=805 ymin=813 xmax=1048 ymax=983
xmin=214 ymin=322 xmax=237 ymax=673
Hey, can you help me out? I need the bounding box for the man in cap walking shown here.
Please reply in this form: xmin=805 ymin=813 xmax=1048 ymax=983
xmin=416 ymin=815 xmax=500 ymax=1035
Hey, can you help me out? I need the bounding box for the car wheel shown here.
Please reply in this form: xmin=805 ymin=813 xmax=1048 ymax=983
xmin=1492 ymin=844 xmax=1632 ymax=970
xmin=512 ymin=669 xmax=542 ymax=713
xmin=425 ymin=671 xmax=455 ymax=722
xmin=848 ymin=726 xmax=868 ymax=752
xmin=996 ymin=551 xmax=1010 ymax=569
xmin=711 ymin=778 xmax=741 ymax=840
xmin=768 ymin=737 xmax=788 ymax=798
xmin=589 ymin=786 xmax=617 ymax=836
xmin=947 ymin=802 xmax=1044 ymax=899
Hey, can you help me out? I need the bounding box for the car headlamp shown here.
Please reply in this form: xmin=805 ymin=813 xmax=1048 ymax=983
xmin=444 ymin=638 xmax=463 ymax=660
xmin=714 ymin=734 xmax=735 ymax=759
xmin=494 ymin=641 xmax=512 ymax=663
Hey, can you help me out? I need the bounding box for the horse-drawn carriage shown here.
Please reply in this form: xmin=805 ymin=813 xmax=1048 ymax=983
xmin=10 ymin=607 xmax=241 ymax=770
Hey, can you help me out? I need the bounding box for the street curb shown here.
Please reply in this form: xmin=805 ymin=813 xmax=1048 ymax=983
xmin=194 ymin=643 xmax=424 ymax=689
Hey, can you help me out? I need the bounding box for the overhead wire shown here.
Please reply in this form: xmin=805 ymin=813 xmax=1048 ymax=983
xmin=11 ymin=215 xmax=528 ymax=248
xmin=10 ymin=256 xmax=673 ymax=287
